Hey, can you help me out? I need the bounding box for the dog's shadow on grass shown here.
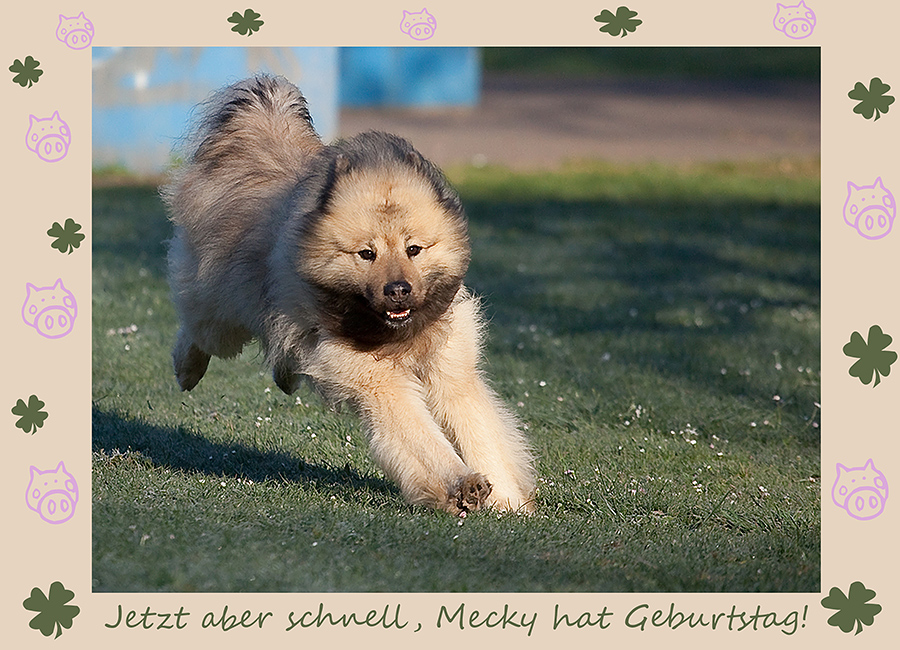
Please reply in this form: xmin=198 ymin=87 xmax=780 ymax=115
xmin=92 ymin=406 xmax=397 ymax=499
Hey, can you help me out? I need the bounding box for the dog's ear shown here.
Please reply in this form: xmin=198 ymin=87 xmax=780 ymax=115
xmin=406 ymin=149 xmax=425 ymax=170
xmin=313 ymin=152 xmax=352 ymax=215
xmin=334 ymin=153 xmax=352 ymax=175
xmin=405 ymin=149 xmax=464 ymax=217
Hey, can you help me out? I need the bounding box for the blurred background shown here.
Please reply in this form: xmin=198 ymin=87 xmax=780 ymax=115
xmin=92 ymin=47 xmax=819 ymax=175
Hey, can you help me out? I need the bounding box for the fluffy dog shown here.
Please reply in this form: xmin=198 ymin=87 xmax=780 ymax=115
xmin=163 ymin=75 xmax=534 ymax=514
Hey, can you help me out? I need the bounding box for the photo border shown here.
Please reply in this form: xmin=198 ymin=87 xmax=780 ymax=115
xmin=5 ymin=1 xmax=898 ymax=647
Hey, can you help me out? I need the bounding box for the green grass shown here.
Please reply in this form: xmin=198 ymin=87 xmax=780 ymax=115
xmin=482 ymin=47 xmax=820 ymax=81
xmin=92 ymin=159 xmax=820 ymax=592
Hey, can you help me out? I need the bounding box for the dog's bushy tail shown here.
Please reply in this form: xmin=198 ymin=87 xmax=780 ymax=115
xmin=162 ymin=74 xmax=323 ymax=232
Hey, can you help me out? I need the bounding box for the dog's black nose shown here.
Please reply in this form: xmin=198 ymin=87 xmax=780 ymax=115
xmin=384 ymin=281 xmax=412 ymax=302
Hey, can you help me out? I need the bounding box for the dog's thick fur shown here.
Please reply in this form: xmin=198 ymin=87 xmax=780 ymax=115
xmin=163 ymin=75 xmax=534 ymax=514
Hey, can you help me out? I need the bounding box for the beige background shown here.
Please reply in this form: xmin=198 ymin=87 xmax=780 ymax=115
xmin=3 ymin=0 xmax=897 ymax=647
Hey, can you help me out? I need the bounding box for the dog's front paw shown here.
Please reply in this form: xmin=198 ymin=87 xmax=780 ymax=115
xmin=173 ymin=342 xmax=211 ymax=391
xmin=272 ymin=360 xmax=299 ymax=394
xmin=487 ymin=492 xmax=536 ymax=514
xmin=451 ymin=473 xmax=492 ymax=514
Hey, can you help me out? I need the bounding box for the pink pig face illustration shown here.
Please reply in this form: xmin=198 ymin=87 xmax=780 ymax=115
xmin=26 ymin=462 xmax=79 ymax=524
xmin=26 ymin=112 xmax=71 ymax=163
xmin=22 ymin=279 xmax=78 ymax=339
xmin=773 ymin=2 xmax=816 ymax=39
xmin=56 ymin=12 xmax=94 ymax=50
xmin=832 ymin=459 xmax=889 ymax=521
xmin=400 ymin=8 xmax=436 ymax=41
xmin=843 ymin=177 xmax=896 ymax=240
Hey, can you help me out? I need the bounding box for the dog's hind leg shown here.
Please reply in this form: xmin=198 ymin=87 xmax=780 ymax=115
xmin=173 ymin=328 xmax=211 ymax=391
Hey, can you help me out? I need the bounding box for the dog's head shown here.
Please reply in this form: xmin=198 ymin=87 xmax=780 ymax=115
xmin=297 ymin=133 xmax=470 ymax=347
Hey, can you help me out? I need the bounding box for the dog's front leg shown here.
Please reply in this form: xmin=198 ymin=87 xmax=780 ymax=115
xmin=360 ymin=385 xmax=494 ymax=514
xmin=422 ymin=296 xmax=536 ymax=513
xmin=426 ymin=373 xmax=536 ymax=513
xmin=307 ymin=341 xmax=491 ymax=514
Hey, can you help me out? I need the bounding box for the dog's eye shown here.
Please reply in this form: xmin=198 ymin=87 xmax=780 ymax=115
xmin=358 ymin=249 xmax=376 ymax=261
xmin=406 ymin=245 xmax=422 ymax=258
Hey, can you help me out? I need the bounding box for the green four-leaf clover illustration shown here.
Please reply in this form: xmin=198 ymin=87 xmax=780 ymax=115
xmin=821 ymin=582 xmax=882 ymax=635
xmin=594 ymin=6 xmax=643 ymax=38
xmin=228 ymin=8 xmax=264 ymax=36
xmin=849 ymin=77 xmax=895 ymax=121
xmin=843 ymin=325 xmax=897 ymax=387
xmin=12 ymin=395 xmax=48 ymax=434
xmin=10 ymin=56 xmax=42 ymax=88
xmin=23 ymin=582 xmax=80 ymax=639
xmin=47 ymin=219 xmax=85 ymax=254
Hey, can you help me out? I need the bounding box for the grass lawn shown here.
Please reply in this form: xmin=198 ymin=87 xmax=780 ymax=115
xmin=482 ymin=47 xmax=820 ymax=81
xmin=92 ymin=158 xmax=820 ymax=592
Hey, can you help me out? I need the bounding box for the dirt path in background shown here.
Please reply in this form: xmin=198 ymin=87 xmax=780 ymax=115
xmin=339 ymin=74 xmax=820 ymax=169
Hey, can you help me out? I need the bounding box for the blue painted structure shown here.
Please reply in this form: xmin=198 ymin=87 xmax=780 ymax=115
xmin=92 ymin=47 xmax=479 ymax=173
xmin=92 ymin=47 xmax=340 ymax=173
xmin=340 ymin=47 xmax=480 ymax=108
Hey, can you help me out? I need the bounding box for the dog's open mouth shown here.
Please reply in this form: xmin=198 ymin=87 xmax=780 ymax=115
xmin=386 ymin=309 xmax=412 ymax=324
